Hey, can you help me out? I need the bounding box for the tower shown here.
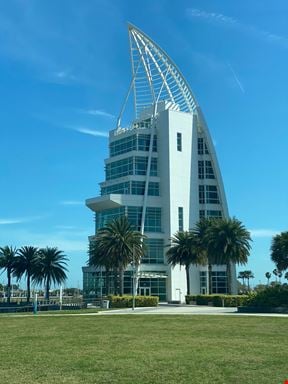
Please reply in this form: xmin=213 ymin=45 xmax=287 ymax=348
xmin=82 ymin=24 xmax=237 ymax=301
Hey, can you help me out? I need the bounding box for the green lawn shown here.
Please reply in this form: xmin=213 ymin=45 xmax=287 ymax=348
xmin=0 ymin=314 xmax=287 ymax=383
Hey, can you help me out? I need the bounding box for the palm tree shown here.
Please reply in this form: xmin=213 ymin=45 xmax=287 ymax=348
xmin=0 ymin=246 xmax=18 ymax=303
xmin=265 ymin=272 xmax=272 ymax=285
xmin=34 ymin=247 xmax=68 ymax=300
xmin=193 ymin=218 xmax=216 ymax=294
xmin=272 ymin=268 xmax=282 ymax=283
xmin=284 ymin=271 xmax=288 ymax=283
xmin=14 ymin=246 xmax=39 ymax=303
xmin=238 ymin=271 xmax=246 ymax=287
xmin=205 ymin=218 xmax=251 ymax=294
xmin=166 ymin=231 xmax=205 ymax=295
xmin=271 ymin=231 xmax=288 ymax=272
xmin=243 ymin=270 xmax=254 ymax=291
xmin=91 ymin=216 xmax=145 ymax=296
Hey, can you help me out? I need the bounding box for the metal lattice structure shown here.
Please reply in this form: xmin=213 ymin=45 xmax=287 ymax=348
xmin=128 ymin=23 xmax=199 ymax=118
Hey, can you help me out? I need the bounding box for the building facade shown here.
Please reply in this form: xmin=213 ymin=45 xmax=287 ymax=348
xmin=82 ymin=25 xmax=237 ymax=301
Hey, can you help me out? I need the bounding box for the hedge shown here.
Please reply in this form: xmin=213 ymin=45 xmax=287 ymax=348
xmin=244 ymin=285 xmax=288 ymax=307
xmin=107 ymin=295 xmax=159 ymax=308
xmin=185 ymin=294 xmax=248 ymax=307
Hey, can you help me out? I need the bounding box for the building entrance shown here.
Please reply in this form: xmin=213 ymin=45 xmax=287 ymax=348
xmin=139 ymin=287 xmax=151 ymax=296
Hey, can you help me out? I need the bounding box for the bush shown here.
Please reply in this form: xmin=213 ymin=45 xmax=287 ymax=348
xmin=185 ymin=294 xmax=248 ymax=307
xmin=244 ymin=285 xmax=288 ymax=308
xmin=107 ymin=295 xmax=159 ymax=308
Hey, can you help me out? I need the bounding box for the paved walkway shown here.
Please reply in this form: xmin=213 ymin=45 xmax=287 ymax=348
xmin=98 ymin=304 xmax=288 ymax=317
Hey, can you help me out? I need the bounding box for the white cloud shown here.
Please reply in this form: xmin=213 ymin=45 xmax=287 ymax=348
xmin=73 ymin=126 xmax=109 ymax=138
xmin=60 ymin=200 xmax=84 ymax=206
xmin=84 ymin=109 xmax=115 ymax=119
xmin=186 ymin=8 xmax=288 ymax=48
xmin=249 ymin=229 xmax=280 ymax=238
xmin=0 ymin=215 xmax=46 ymax=225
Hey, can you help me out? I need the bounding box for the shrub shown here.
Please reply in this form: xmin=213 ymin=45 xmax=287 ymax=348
xmin=244 ymin=285 xmax=288 ymax=307
xmin=185 ymin=294 xmax=248 ymax=307
xmin=107 ymin=295 xmax=159 ymax=308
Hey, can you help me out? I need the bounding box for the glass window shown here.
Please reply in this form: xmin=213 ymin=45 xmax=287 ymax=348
xmin=101 ymin=182 xmax=130 ymax=195
xmin=106 ymin=157 xmax=133 ymax=180
xmin=198 ymin=137 xmax=209 ymax=155
xmin=177 ymin=132 xmax=182 ymax=151
xmin=206 ymin=210 xmax=222 ymax=218
xmin=110 ymin=135 xmax=137 ymax=157
xmin=198 ymin=161 xmax=204 ymax=179
xmin=135 ymin=157 xmax=157 ymax=176
xmin=205 ymin=161 xmax=215 ymax=179
xmin=145 ymin=207 xmax=161 ymax=232
xmin=178 ymin=207 xmax=184 ymax=231
xmin=142 ymin=239 xmax=164 ymax=264
xmin=199 ymin=185 xmax=220 ymax=204
xmin=95 ymin=207 xmax=125 ymax=230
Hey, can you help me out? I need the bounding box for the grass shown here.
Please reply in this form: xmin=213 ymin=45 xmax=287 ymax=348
xmin=0 ymin=314 xmax=287 ymax=383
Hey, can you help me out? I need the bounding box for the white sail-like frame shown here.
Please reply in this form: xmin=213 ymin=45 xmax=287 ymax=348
xmin=128 ymin=23 xmax=199 ymax=118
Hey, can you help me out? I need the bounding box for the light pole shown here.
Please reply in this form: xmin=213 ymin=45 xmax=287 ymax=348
xmin=132 ymin=246 xmax=136 ymax=311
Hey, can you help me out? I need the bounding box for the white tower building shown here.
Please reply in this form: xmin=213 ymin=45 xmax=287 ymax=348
xmin=82 ymin=25 xmax=237 ymax=301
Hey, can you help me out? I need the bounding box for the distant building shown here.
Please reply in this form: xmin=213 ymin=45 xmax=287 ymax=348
xmin=82 ymin=24 xmax=237 ymax=301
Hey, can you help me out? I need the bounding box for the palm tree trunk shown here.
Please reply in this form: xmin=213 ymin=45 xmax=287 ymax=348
xmin=7 ymin=269 xmax=11 ymax=304
xmin=247 ymin=277 xmax=250 ymax=291
xmin=208 ymin=264 xmax=213 ymax=294
xmin=226 ymin=263 xmax=231 ymax=295
xmin=27 ymin=274 xmax=31 ymax=303
xmin=185 ymin=264 xmax=190 ymax=295
xmin=120 ymin=268 xmax=124 ymax=296
xmin=45 ymin=280 xmax=50 ymax=301
xmin=105 ymin=268 xmax=110 ymax=296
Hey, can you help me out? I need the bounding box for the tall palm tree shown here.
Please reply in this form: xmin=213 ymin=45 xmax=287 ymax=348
xmin=243 ymin=270 xmax=254 ymax=291
xmin=0 ymin=246 xmax=18 ymax=303
xmin=206 ymin=218 xmax=252 ymax=294
xmin=271 ymin=231 xmax=288 ymax=272
xmin=166 ymin=231 xmax=205 ymax=295
xmin=273 ymin=268 xmax=282 ymax=283
xmin=14 ymin=246 xmax=39 ymax=303
xmin=265 ymin=272 xmax=272 ymax=285
xmin=193 ymin=218 xmax=216 ymax=294
xmin=35 ymin=247 xmax=68 ymax=300
xmin=238 ymin=271 xmax=246 ymax=287
xmin=92 ymin=216 xmax=145 ymax=296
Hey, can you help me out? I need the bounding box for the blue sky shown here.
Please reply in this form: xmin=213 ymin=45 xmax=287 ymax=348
xmin=1 ymin=0 xmax=288 ymax=288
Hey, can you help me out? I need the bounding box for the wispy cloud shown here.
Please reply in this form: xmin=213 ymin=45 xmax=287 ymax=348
xmin=186 ymin=8 xmax=288 ymax=48
xmin=0 ymin=215 xmax=46 ymax=225
xmin=72 ymin=126 xmax=109 ymax=138
xmin=52 ymin=70 xmax=77 ymax=82
xmin=227 ymin=63 xmax=245 ymax=94
xmin=249 ymin=229 xmax=280 ymax=238
xmin=60 ymin=200 xmax=84 ymax=206
xmin=84 ymin=109 xmax=115 ymax=119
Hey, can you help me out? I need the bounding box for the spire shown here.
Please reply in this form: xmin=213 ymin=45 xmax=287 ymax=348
xmin=128 ymin=24 xmax=199 ymax=118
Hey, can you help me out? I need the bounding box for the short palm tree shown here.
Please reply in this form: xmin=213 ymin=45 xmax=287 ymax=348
xmin=167 ymin=231 xmax=205 ymax=295
xmin=206 ymin=218 xmax=252 ymax=294
xmin=265 ymin=272 xmax=272 ymax=285
xmin=0 ymin=246 xmax=18 ymax=303
xmin=35 ymin=247 xmax=68 ymax=300
xmin=271 ymin=231 xmax=288 ymax=272
xmin=14 ymin=246 xmax=39 ymax=303
xmin=92 ymin=216 xmax=145 ymax=295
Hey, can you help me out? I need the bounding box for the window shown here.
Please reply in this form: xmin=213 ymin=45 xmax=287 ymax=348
xmin=127 ymin=206 xmax=162 ymax=232
xmin=206 ymin=185 xmax=220 ymax=204
xmin=205 ymin=161 xmax=215 ymax=179
xmin=101 ymin=182 xmax=130 ymax=195
xmin=198 ymin=138 xmax=209 ymax=155
xmin=198 ymin=161 xmax=204 ymax=179
xmin=135 ymin=157 xmax=157 ymax=176
xmin=199 ymin=271 xmax=228 ymax=294
xmin=206 ymin=210 xmax=222 ymax=218
xmin=177 ymin=132 xmax=182 ymax=151
xmin=199 ymin=185 xmax=220 ymax=204
xmin=95 ymin=207 xmax=125 ymax=230
xmin=110 ymin=135 xmax=137 ymax=157
xmin=199 ymin=210 xmax=205 ymax=219
xmin=106 ymin=158 xmax=133 ymax=180
xmin=178 ymin=207 xmax=184 ymax=231
xmin=142 ymin=239 xmax=164 ymax=264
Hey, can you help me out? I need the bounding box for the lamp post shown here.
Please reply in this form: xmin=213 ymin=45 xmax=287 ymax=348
xmin=132 ymin=245 xmax=136 ymax=311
